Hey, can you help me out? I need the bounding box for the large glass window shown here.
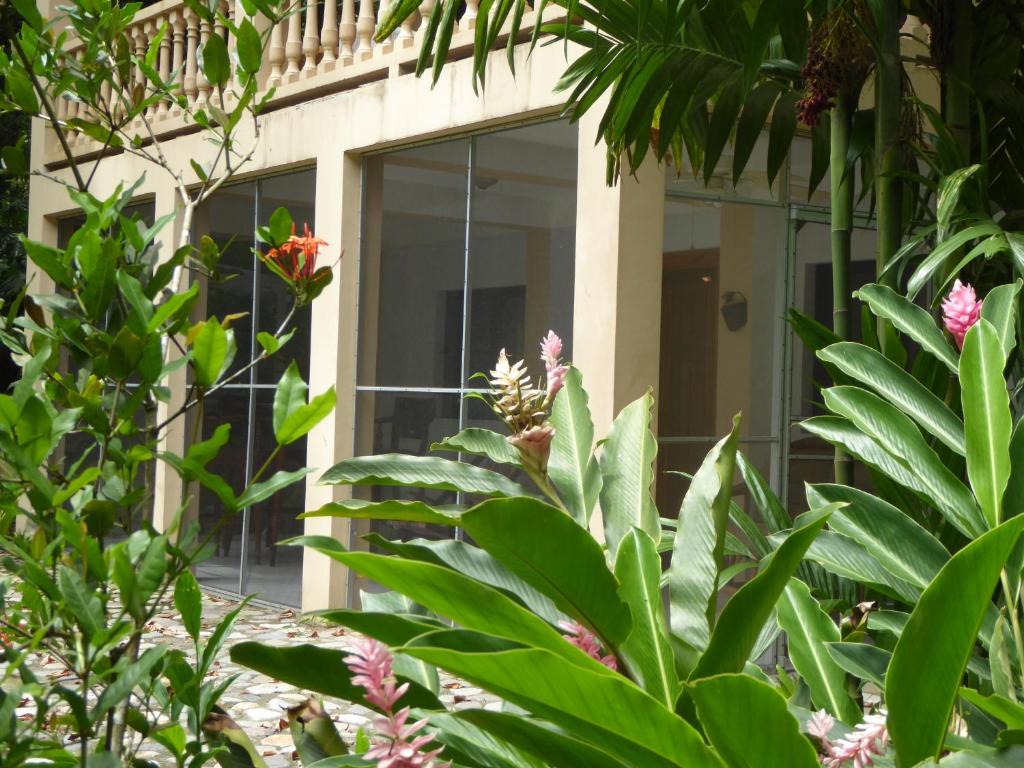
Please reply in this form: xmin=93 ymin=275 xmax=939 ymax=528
xmin=193 ymin=168 xmax=315 ymax=607
xmin=357 ymin=121 xmax=578 ymax=545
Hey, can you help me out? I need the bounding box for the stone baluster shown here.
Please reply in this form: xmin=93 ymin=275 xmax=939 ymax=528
xmin=397 ymin=10 xmax=417 ymax=49
xmin=319 ymin=0 xmax=338 ymax=72
xmin=356 ymin=0 xmax=374 ymax=60
xmin=375 ymin=0 xmax=393 ymax=55
xmin=131 ymin=23 xmax=146 ymax=118
xmin=338 ymin=0 xmax=356 ymax=64
xmin=184 ymin=8 xmax=199 ymax=106
xmin=170 ymin=10 xmax=185 ymax=115
xmin=156 ymin=16 xmax=171 ymax=118
xmin=417 ymin=0 xmax=434 ymax=42
xmin=301 ymin=0 xmax=319 ymax=76
xmin=268 ymin=16 xmax=286 ymax=85
xmin=196 ymin=17 xmax=211 ymax=107
xmin=284 ymin=0 xmax=302 ymax=81
xmin=231 ymin=0 xmax=249 ymax=89
xmin=462 ymin=0 xmax=478 ymax=29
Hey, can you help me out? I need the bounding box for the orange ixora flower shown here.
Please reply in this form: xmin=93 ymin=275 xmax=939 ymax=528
xmin=260 ymin=223 xmax=336 ymax=306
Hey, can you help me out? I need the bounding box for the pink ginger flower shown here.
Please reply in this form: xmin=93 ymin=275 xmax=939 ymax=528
xmin=942 ymin=279 xmax=982 ymax=350
xmin=807 ymin=709 xmax=836 ymax=751
xmin=540 ymin=330 xmax=568 ymax=401
xmin=559 ymin=620 xmax=617 ymax=671
xmin=822 ymin=711 xmax=889 ymax=768
xmin=345 ymin=639 xmax=449 ymax=768
xmin=508 ymin=424 xmax=555 ymax=473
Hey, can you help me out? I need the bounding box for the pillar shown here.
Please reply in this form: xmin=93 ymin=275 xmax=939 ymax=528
xmin=300 ymin=147 xmax=362 ymax=611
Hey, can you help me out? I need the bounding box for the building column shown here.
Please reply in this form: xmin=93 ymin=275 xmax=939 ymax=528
xmin=571 ymin=112 xmax=666 ymax=439
xmin=151 ymin=181 xmax=189 ymax=534
xmin=301 ymin=147 xmax=362 ymax=611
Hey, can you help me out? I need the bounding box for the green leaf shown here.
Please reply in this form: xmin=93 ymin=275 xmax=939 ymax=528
xmin=229 ymin=643 xmax=440 ymax=711
xmin=733 ymin=82 xmax=780 ymax=185
xmin=826 ymin=642 xmax=890 ymax=688
xmin=174 ymin=570 xmax=203 ymax=641
xmin=690 ymin=674 xmax=820 ymax=768
xmin=461 ymin=498 xmax=632 ymax=647
xmin=961 ymin=319 xmax=1012 ymax=528
xmin=766 ymin=91 xmax=797 ymax=187
xmin=599 ymin=392 xmax=659 ymax=557
xmin=822 ymin=385 xmax=983 ymax=538
xmin=689 ymin=506 xmax=835 ymax=681
xmin=273 ymin=361 xmax=308 ymax=439
xmin=614 ymin=528 xmax=678 ymax=708
xmin=302 ymin=499 xmax=464 ymax=527
xmin=289 ymin=537 xmax=604 ymax=670
xmin=855 ymin=284 xmax=959 ymax=373
xmin=937 ymin=165 xmax=983 ymax=239
xmin=776 ymin=579 xmax=861 ymax=724
xmin=192 ymin=318 xmax=232 ymax=388
xmin=432 ymin=428 xmax=519 ymax=465
xmin=276 ymin=388 xmax=335 ymax=446
xmin=909 ymin=221 xmax=1004 ymax=300
xmin=807 ymin=484 xmax=949 ymax=590
xmin=803 ymin=530 xmax=920 ymax=603
xmin=237 ymin=468 xmax=313 ymax=509
xmin=313 ymin=609 xmax=443 ymax=647
xmin=267 ymin=207 xmax=294 ymax=246
xmin=960 ymin=689 xmax=1024 ymax=730
xmin=58 ymin=565 xmax=104 ymax=638
xmin=400 ymin=635 xmax=721 ymax=768
xmin=980 ymin=281 xmax=1020 ymax=360
xmin=7 ymin=70 xmax=38 ymax=114
xmin=92 ymin=647 xmax=165 ymax=722
xmin=887 ymin=515 xmax=1024 ymax=766
xmin=234 ymin=18 xmax=262 ymax=74
xmin=320 ymin=454 xmax=529 ymax=498
xmin=933 ymin=747 xmax=1024 ymax=766
xmin=199 ymin=33 xmax=230 ymax=86
xmin=818 ymin=342 xmax=965 ymax=455
xmin=549 ymin=367 xmax=601 ymax=525
xmin=668 ymin=417 xmax=740 ymax=655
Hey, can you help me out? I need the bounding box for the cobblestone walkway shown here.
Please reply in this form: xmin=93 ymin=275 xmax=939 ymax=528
xmin=19 ymin=591 xmax=498 ymax=767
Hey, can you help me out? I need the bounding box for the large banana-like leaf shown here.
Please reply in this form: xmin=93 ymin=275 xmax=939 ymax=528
xmin=460 ymin=497 xmax=632 ymax=647
xmin=960 ymin=319 xmax=1012 ymax=529
xmin=777 ymin=579 xmax=862 ymax=725
xmin=436 ymin=709 xmax=632 ymax=768
xmin=319 ymin=453 xmax=529 ymax=497
xmin=289 ymin=535 xmax=605 ymax=670
xmin=887 ymin=515 xmax=1024 ymax=767
xmin=979 ymin=281 xmax=1021 ymax=360
xmin=688 ymin=505 xmax=835 ymax=681
xmin=807 ymin=484 xmax=949 ymax=591
xmin=826 ymin=642 xmax=890 ymax=688
xmin=668 ymin=416 xmax=740 ymax=655
xmin=400 ymin=631 xmax=723 ymax=768
xmin=363 ymin=534 xmax=564 ymax=624
xmin=818 ymin=342 xmax=965 ymax=455
xmin=821 ymin=386 xmax=984 ymax=537
xmin=854 ymin=284 xmax=960 ymax=373
xmin=615 ymin=528 xmax=679 ymax=708
xmin=431 ymin=427 xmax=519 ymax=465
xmin=548 ymin=366 xmax=601 ymax=525
xmin=803 ymin=530 xmax=921 ymax=604
xmin=301 ymin=499 xmax=465 ymax=527
xmin=599 ymin=392 xmax=660 ymax=558
xmin=689 ymin=674 xmax=820 ymax=768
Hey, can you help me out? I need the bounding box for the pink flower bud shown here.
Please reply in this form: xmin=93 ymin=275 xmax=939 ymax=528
xmin=540 ymin=331 xmax=568 ymax=400
xmin=558 ymin=620 xmax=618 ymax=671
xmin=941 ymin=279 xmax=983 ymax=350
xmin=508 ymin=424 xmax=555 ymax=473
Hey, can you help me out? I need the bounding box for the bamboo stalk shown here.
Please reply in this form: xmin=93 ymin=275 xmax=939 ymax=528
xmin=831 ymin=98 xmax=854 ymax=486
xmin=874 ymin=0 xmax=903 ymax=293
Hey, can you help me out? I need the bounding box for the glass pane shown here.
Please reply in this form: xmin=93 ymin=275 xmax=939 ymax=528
xmin=360 ymin=140 xmax=471 ymax=388
xmin=789 ymin=221 xmax=877 ymax=422
xmin=353 ymin=390 xmax=459 ymax=543
xmin=789 ymin=135 xmax=874 ymax=212
xmin=665 ymin=133 xmax=782 ymax=203
xmin=660 ymin=197 xmax=786 ymax=443
xmin=258 ymin=168 xmax=317 ymax=384
xmin=786 ymin=453 xmax=877 ymax=515
xmin=201 ymin=183 xmax=257 ymax=380
xmin=194 ymin=387 xmax=251 ymax=593
xmin=243 ymin=389 xmax=307 ymax=606
xmin=467 ymin=122 xmax=577 ymax=379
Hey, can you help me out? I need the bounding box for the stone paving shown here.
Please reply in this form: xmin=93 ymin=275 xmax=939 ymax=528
xmin=20 ymin=591 xmax=498 ymax=767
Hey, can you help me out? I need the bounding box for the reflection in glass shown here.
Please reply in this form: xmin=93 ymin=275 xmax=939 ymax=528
xmin=665 ymin=133 xmax=781 ymax=203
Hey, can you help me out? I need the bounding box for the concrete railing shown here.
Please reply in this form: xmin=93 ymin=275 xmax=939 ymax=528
xmin=46 ymin=0 xmax=542 ymax=165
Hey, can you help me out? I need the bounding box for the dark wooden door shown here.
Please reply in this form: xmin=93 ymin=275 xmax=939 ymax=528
xmin=656 ymin=250 xmax=720 ymax=516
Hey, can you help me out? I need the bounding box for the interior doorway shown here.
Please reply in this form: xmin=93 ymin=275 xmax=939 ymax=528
xmin=656 ymin=249 xmax=719 ymax=514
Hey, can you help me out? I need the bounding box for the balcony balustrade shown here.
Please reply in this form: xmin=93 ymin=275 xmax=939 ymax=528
xmin=46 ymin=0 xmax=542 ymax=165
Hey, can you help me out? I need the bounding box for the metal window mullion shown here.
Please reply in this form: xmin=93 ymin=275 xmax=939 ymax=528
xmin=238 ymin=182 xmax=262 ymax=596
xmin=453 ymin=138 xmax=477 ymax=535
xmin=778 ymin=206 xmax=800 ymax=512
